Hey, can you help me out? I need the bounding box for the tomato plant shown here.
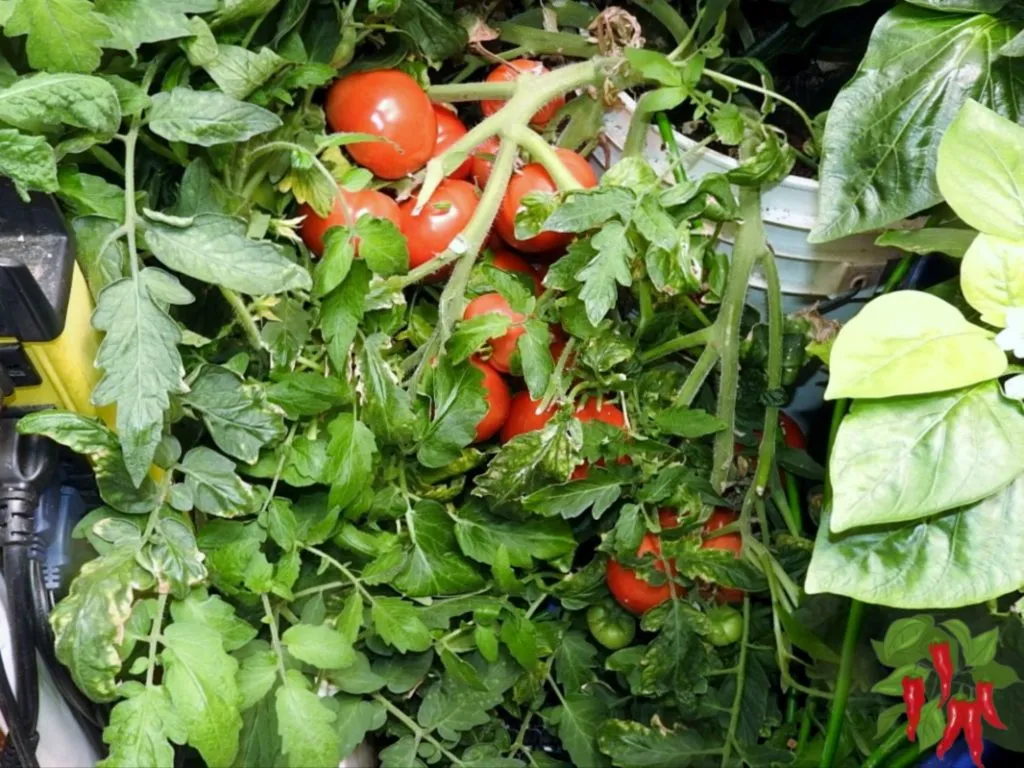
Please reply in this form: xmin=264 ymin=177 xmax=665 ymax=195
xmin=481 ymin=59 xmax=566 ymax=127
xmin=298 ymin=189 xmax=401 ymax=256
xmin=398 ymin=179 xmax=479 ymax=270
xmin=325 ymin=69 xmax=437 ymax=179
xmin=586 ymin=601 xmax=637 ymax=649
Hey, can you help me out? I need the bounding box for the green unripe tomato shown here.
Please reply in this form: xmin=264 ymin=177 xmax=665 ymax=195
xmin=706 ymin=606 xmax=743 ymax=647
xmin=586 ymin=602 xmax=636 ymax=650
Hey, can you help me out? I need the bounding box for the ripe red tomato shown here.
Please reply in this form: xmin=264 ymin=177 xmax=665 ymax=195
xmin=572 ymin=399 xmax=628 ymax=480
xmin=431 ymin=105 xmax=471 ymax=180
xmin=398 ymin=179 xmax=479 ymax=270
xmin=471 ymin=358 xmax=510 ymax=442
xmin=501 ymin=392 xmax=557 ymax=443
xmin=481 ymin=60 xmax=566 ymax=127
xmin=778 ymin=412 xmax=806 ymax=450
xmin=702 ymin=509 xmax=744 ymax=604
xmin=606 ymin=512 xmax=682 ymax=615
xmin=463 ymin=293 xmax=525 ymax=373
xmin=491 ymin=249 xmax=542 ymax=295
xmin=325 ymin=70 xmax=436 ymax=179
xmin=495 ymin=149 xmax=598 ymax=253
xmin=471 ymin=136 xmax=500 ymax=187
xmin=298 ymin=188 xmax=401 ymax=256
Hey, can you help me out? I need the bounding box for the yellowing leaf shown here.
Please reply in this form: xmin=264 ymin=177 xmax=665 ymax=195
xmin=960 ymin=234 xmax=1024 ymax=328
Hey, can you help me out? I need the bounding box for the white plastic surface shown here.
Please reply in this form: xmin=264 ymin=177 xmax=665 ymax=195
xmin=0 ymin=582 xmax=98 ymax=768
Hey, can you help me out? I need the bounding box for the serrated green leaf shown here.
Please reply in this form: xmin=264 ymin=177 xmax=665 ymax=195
xmin=324 ymin=411 xmax=377 ymax=510
xmin=543 ymin=187 xmax=635 ymax=233
xmin=275 ymin=670 xmax=341 ymax=768
xmin=370 ymin=597 xmax=432 ymax=653
xmin=357 ymin=333 xmax=419 ymax=445
xmin=355 ymin=216 xmax=409 ymax=276
xmin=136 ymin=518 xmax=206 ymax=599
xmin=181 ymin=447 xmax=260 ymax=518
xmin=597 ymin=719 xmax=708 ymax=767
xmin=392 ymin=501 xmax=485 ymax=597
xmin=448 ymin=313 xmax=512 ymax=364
xmin=578 ymin=222 xmax=633 ymax=325
xmin=148 ymin=88 xmax=281 ymax=146
xmin=313 ymin=227 xmax=354 ymax=297
xmin=96 ymin=0 xmax=219 ymax=52
xmin=144 ymin=213 xmax=310 ymax=295
xmin=451 ymin=504 xmax=575 ymax=568
xmin=98 ymin=686 xmax=186 ymax=768
xmin=522 ymin=469 xmax=622 ymax=519
xmin=235 ymin=643 xmax=278 ymax=711
xmin=204 ymin=44 xmax=285 ymax=100
xmin=0 ymin=72 xmax=119 ymax=133
xmin=654 ymin=407 xmax=726 ymax=438
xmin=417 ymin=358 xmax=487 ymax=469
xmin=171 ymin=590 xmax=257 ymax=653
xmin=0 ymin=128 xmax=57 ymax=195
xmin=550 ymin=693 xmax=609 ymax=767
xmin=281 ymin=622 xmax=356 ymax=669
xmin=5 ymin=0 xmax=110 ymax=73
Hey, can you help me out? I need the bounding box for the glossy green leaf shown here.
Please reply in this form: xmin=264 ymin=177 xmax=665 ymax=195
xmin=162 ymin=620 xmax=243 ymax=767
xmin=448 ymin=313 xmax=512 ymax=364
xmin=549 ymin=693 xmax=609 ymax=768
xmin=325 ymin=412 xmax=377 ymax=510
xmin=144 ymin=214 xmax=310 ymax=295
xmin=0 ymin=128 xmax=58 ymax=195
xmin=450 ymin=504 xmax=576 ymax=567
xmin=50 ymin=544 xmax=150 ymax=701
xmin=392 ymin=501 xmax=484 ymax=597
xmin=874 ymin=228 xmax=976 ymax=259
xmin=522 ymin=469 xmax=623 ymax=519
xmin=204 ymin=45 xmax=285 ymax=100
xmin=357 ymin=333 xmax=419 ymax=445
xmin=807 ymin=477 xmax=1024 ymax=609
xmin=148 ymin=88 xmax=282 ymax=147
xmin=355 ymin=216 xmax=408 ymax=276
xmin=824 ymin=291 xmax=1005 ymax=399
xmin=830 ymin=382 xmax=1024 ymax=531
xmin=474 ymin=416 xmax=583 ymax=502
xmin=281 ymin=623 xmax=356 ymax=669
xmin=960 ymin=234 xmax=1024 ymax=327
xmin=170 ymin=590 xmax=256 ymax=652
xmin=182 ymin=366 xmax=286 ymax=463
xmin=578 ymin=222 xmax=634 ymax=325
xmin=811 ymin=6 xmax=1023 ymax=242
xmin=937 ymin=99 xmax=1024 ymax=241
xmin=542 ymin=187 xmax=636 ymax=233
xmin=417 ymin=358 xmax=487 ymax=469
xmin=0 ymin=72 xmax=119 ymax=133
xmin=275 ymin=670 xmax=341 ymax=768
xmin=98 ymin=686 xmax=186 ymax=768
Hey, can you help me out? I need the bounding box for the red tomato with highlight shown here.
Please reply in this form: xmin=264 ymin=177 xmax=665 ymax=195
xmin=481 ymin=59 xmax=566 ymax=127
xmin=491 ymin=249 xmax=542 ymax=295
xmin=398 ymin=179 xmax=479 ymax=270
xmin=431 ymin=105 xmax=471 ymax=180
xmin=471 ymin=136 xmax=500 ymax=187
xmin=606 ymin=512 xmax=682 ymax=615
xmin=325 ymin=70 xmax=436 ymax=179
xmin=702 ymin=509 xmax=744 ymax=604
xmin=501 ymin=392 xmax=557 ymax=443
xmin=471 ymin=358 xmax=510 ymax=442
xmin=463 ymin=293 xmax=525 ymax=373
xmin=495 ymin=149 xmax=598 ymax=253
xmin=298 ymin=189 xmax=401 ymax=256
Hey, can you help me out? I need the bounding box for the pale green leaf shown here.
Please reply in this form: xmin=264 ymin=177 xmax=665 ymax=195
xmin=275 ymin=670 xmax=341 ymax=768
xmin=543 ymin=187 xmax=636 ymax=233
xmin=181 ymin=447 xmax=260 ymax=518
xmin=58 ymin=168 xmax=125 ymax=220
xmin=325 ymin=412 xmax=377 ymax=510
xmin=824 ymin=291 xmax=1005 ymax=399
xmin=72 ymin=216 xmax=127 ymax=297
xmin=370 ymin=597 xmax=432 ymax=653
xmin=451 ymin=504 xmax=575 ymax=568
xmin=281 ymin=623 xmax=356 ymax=669
xmin=937 ymin=99 xmax=1024 ymax=241
xmin=391 ymin=501 xmax=485 ymax=597
xmin=807 ymin=476 xmax=1024 ymax=609
xmin=5 ymin=0 xmax=110 ymax=73
xmin=91 ymin=276 xmax=186 ymax=487
xmin=960 ymin=234 xmax=1024 ymax=327
xmin=98 ymin=686 xmax=186 ymax=768
xmin=204 ymin=45 xmax=286 ymax=100
xmin=96 ymin=0 xmax=219 ymax=52
xmin=148 ymin=88 xmax=281 ymax=146
xmin=0 ymin=128 xmax=58 ymax=195
xmin=170 ymin=590 xmax=257 ymax=652
xmin=0 ymin=72 xmax=119 ymax=133
xmin=136 ymin=518 xmax=206 ymax=598
xmin=874 ymin=228 xmax=976 ymax=259
xmin=144 ymin=213 xmax=310 ymax=295
xmin=235 ymin=645 xmax=278 ymax=710
xmin=578 ymin=222 xmax=633 ymax=325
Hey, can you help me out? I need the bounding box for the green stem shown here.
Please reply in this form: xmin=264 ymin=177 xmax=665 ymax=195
xmin=637 ymin=325 xmax=714 ymax=363
xmin=656 ymin=112 xmax=687 ymax=184
xmin=863 ymin=727 xmax=910 ymax=768
xmin=819 ymin=599 xmax=864 ymax=768
xmin=303 ymin=546 xmax=375 ymax=603
xmin=90 ymin=145 xmax=126 ymax=176
xmin=881 ymin=255 xmax=914 ymax=294
xmin=785 ymin=472 xmax=802 ymax=535
xmin=628 ymin=0 xmax=691 ymax=45
xmin=710 ymin=137 xmax=767 ymax=492
xmin=291 ymin=581 xmax=347 ymax=599
xmin=796 ymin=699 xmax=817 ymax=754
xmin=636 ymin=280 xmax=653 ymax=339
xmin=138 ymin=133 xmax=186 ymax=166
xmin=145 ymin=593 xmax=169 ymax=687
xmin=220 ymin=287 xmax=264 ymax=351
xmin=261 ymin=594 xmax=288 ymax=683
xmin=504 ymin=124 xmax=581 ymax=192
xmin=888 ymin=743 xmax=925 ymax=768
xmin=752 ymin=249 xmax=783 ymax=496
xmin=719 ymin=597 xmax=751 ymax=767
xmin=703 ymin=70 xmax=818 ymax=147
xmin=623 ymin=89 xmax=663 ymax=158
xmin=682 ymin=294 xmax=711 ymax=326
xmin=673 ymin=344 xmax=718 ymax=407
xmin=373 ymin=694 xmax=467 ymax=767
xmin=495 ymin=22 xmax=599 ymax=58
xmin=427 ymin=81 xmax=518 ymax=102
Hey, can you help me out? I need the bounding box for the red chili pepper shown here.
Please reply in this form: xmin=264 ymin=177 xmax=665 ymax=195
xmin=902 ymin=676 xmax=925 ymax=742
xmin=930 ymin=641 xmax=954 ymax=704
xmin=937 ymin=698 xmax=967 ymax=760
xmin=964 ymin=699 xmax=985 ymax=768
xmin=976 ymin=681 xmax=1007 ymax=730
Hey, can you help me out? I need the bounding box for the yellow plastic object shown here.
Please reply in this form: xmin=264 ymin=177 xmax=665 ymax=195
xmin=1 ymin=264 xmax=113 ymax=427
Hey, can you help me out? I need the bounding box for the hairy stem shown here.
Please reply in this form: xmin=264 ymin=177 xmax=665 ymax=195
xmin=220 ymin=287 xmax=264 ymax=351
xmin=638 ymin=325 xmax=714 ymax=364
xmin=504 ymin=124 xmax=581 ymax=192
xmin=720 ymin=596 xmax=751 ymax=767
xmin=752 ymin=249 xmax=783 ymax=495
xmin=674 ymin=344 xmax=718 ymax=407
xmin=145 ymin=593 xmax=169 ymax=687
xmin=261 ymin=594 xmax=288 ymax=683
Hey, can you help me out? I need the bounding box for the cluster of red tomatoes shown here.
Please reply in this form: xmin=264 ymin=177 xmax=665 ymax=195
xmin=297 ymin=61 xmax=599 ymax=447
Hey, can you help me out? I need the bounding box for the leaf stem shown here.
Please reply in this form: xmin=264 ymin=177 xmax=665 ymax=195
xmin=820 ymin=599 xmax=864 ymax=768
xmin=719 ymin=596 xmax=751 ymax=767
xmin=220 ymin=286 xmax=264 ymax=351
xmin=637 ymin=325 xmax=714 ymax=363
xmin=372 ymin=694 xmax=467 ymax=767
xmin=303 ymin=546 xmax=375 ymax=603
xmin=656 ymin=112 xmax=687 ymax=184
xmin=752 ymin=249 xmax=783 ymax=495
xmin=261 ymin=593 xmax=288 ymax=684
xmin=291 ymin=581 xmax=347 ymax=599
xmin=703 ymin=70 xmax=818 ymax=149
xmin=681 ymin=294 xmax=712 ymax=326
xmin=673 ymin=344 xmax=718 ymax=407
xmin=504 ymin=124 xmax=581 ymax=192
xmin=145 ymin=593 xmax=169 ymax=687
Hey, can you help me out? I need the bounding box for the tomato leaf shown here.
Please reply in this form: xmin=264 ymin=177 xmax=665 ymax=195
xmin=275 ymin=670 xmax=341 ymax=768
xmin=148 ymin=88 xmax=282 ymax=146
xmin=99 ymin=685 xmax=187 ymax=768
xmin=417 ymin=358 xmax=487 ymax=469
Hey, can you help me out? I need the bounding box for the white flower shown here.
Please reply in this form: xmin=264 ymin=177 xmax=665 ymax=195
xmin=994 ymin=307 xmax=1024 ymax=359
xmin=1005 ymin=375 xmax=1024 ymax=401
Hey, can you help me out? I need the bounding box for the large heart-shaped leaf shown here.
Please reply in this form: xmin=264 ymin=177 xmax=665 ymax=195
xmin=825 ymin=291 xmax=1006 ymax=399
xmin=830 ymin=382 xmax=1024 ymax=532
xmin=806 ymin=476 xmax=1024 ymax=609
xmin=960 ymin=234 xmax=1024 ymax=328
xmin=810 ymin=6 xmax=1023 ymax=243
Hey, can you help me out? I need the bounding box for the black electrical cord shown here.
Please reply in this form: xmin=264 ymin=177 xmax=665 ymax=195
xmin=4 ymin=549 xmax=38 ymax=738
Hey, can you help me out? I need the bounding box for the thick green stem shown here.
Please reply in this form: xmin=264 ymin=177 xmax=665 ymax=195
xmin=495 ymin=22 xmax=599 ymax=58
xmin=674 ymin=344 xmax=718 ymax=407
xmin=656 ymin=112 xmax=687 ymax=183
xmin=752 ymin=249 xmax=783 ymax=496
xmin=637 ymin=325 xmax=714 ymax=363
xmin=220 ymin=287 xmax=264 ymax=351
xmin=719 ymin=597 xmax=751 ymax=767
xmin=820 ymin=598 xmax=864 ymax=768
xmin=504 ymin=124 xmax=581 ymax=191
xmin=624 ymin=90 xmax=663 ymax=158
xmin=711 ymin=139 xmax=767 ymax=492
xmin=261 ymin=594 xmax=288 ymax=683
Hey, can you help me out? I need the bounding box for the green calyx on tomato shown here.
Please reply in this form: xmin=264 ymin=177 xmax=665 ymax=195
xmin=706 ymin=606 xmax=743 ymax=646
xmin=586 ymin=601 xmax=637 ymax=650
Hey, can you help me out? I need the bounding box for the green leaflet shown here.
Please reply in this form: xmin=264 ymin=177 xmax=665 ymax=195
xmin=148 ymin=88 xmax=282 ymax=146
xmin=829 ymin=382 xmax=1024 ymax=531
xmin=144 ymin=214 xmax=311 ymax=295
xmin=275 ymin=670 xmax=342 ymax=768
xmin=357 ymin=333 xmax=420 ymax=445
xmin=417 ymin=357 xmax=487 ymax=469
xmin=824 ymin=291 xmax=1006 ymax=399
xmin=0 ymin=128 xmax=58 ymax=195
xmin=0 ymin=72 xmax=120 ymax=133
xmin=391 ymin=501 xmax=485 ymax=597
xmin=162 ymin=620 xmax=243 ymax=767
xmin=937 ymin=99 xmax=1024 ymax=242
xmin=451 ymin=503 xmax=576 ymax=567
xmin=50 ymin=543 xmax=151 ymax=701
xmin=370 ymin=597 xmax=433 ymax=653
xmin=474 ymin=416 xmax=583 ymax=502
xmin=281 ymin=622 xmax=356 ymax=669
xmin=806 ymin=476 xmax=1024 ymax=609
xmin=180 ymin=447 xmax=260 ymax=517
xmin=182 ymin=365 xmax=286 ymax=463
xmin=98 ymin=685 xmax=187 ymax=768
xmin=328 ymin=696 xmax=386 ymax=760
xmin=203 ymin=45 xmax=286 ymax=100
xmin=874 ymin=228 xmax=976 ymax=259
xmin=95 ymin=0 xmax=219 ymax=52
xmin=811 ymin=6 xmax=1023 ymax=242
xmin=325 ymin=411 xmax=377 ymax=510
xmin=4 ymin=0 xmax=110 ymax=73
xmin=959 ymin=234 xmax=1024 ymax=328
xmin=597 ymin=719 xmax=709 ymax=768
xmin=136 ymin=519 xmax=207 ymax=599
xmin=548 ymin=692 xmax=609 ymax=768
xmin=170 ymin=590 xmax=257 ymax=652
xmin=578 ymin=221 xmax=634 ymax=325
